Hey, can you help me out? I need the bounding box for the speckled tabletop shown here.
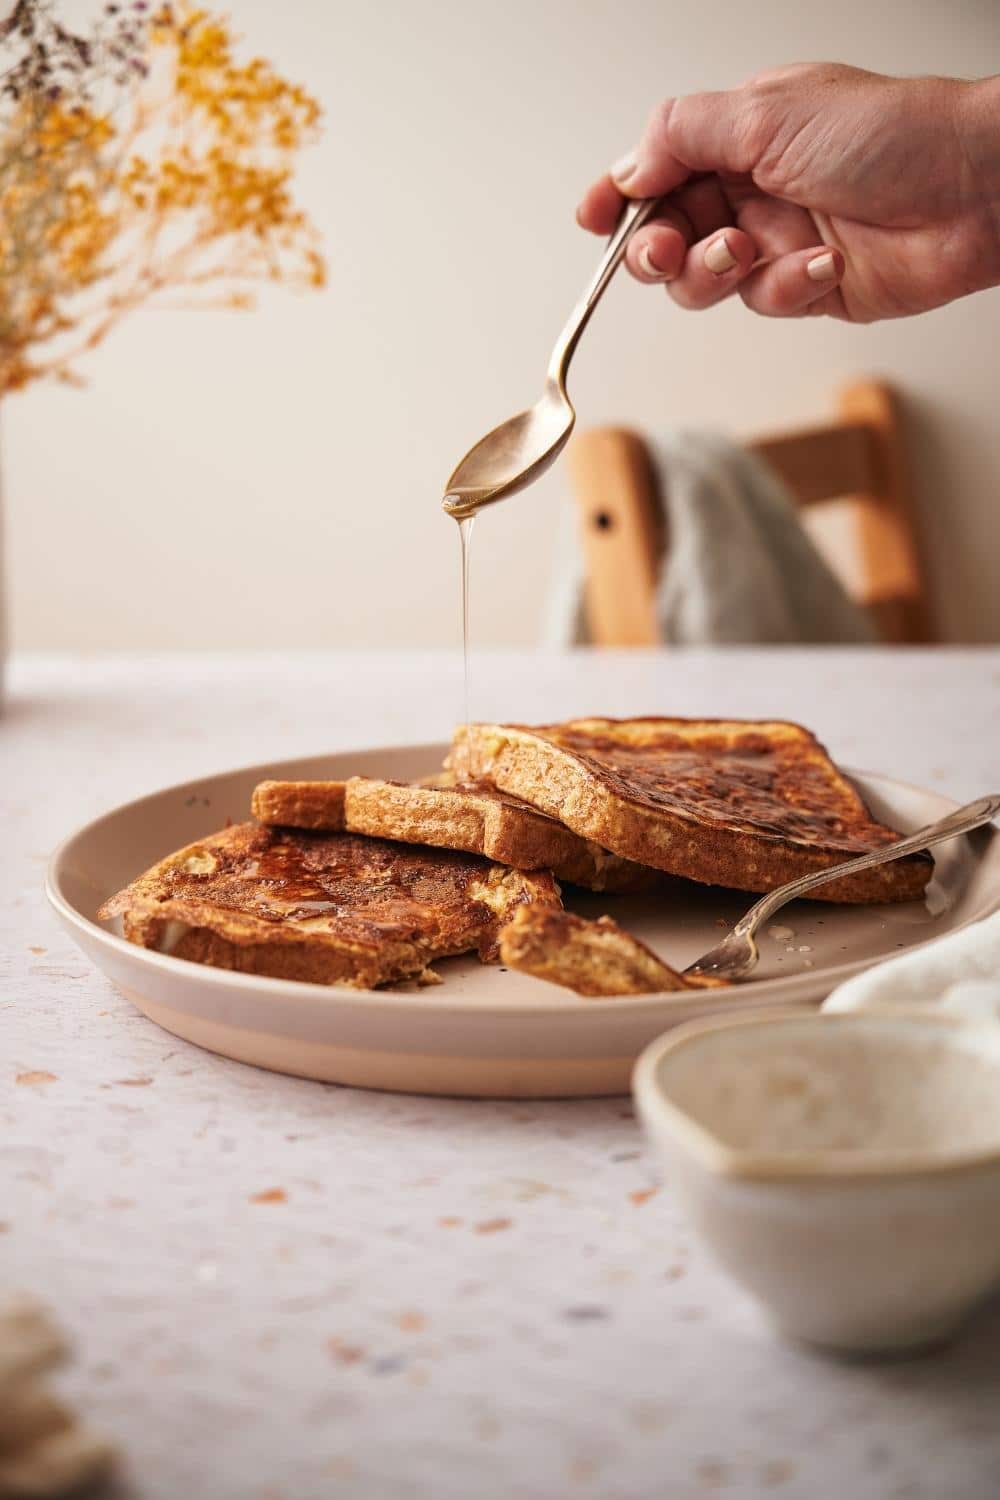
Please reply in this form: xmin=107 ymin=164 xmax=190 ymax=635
xmin=5 ymin=650 xmax=1000 ymax=1500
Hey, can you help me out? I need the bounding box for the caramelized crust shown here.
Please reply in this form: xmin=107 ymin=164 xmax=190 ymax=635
xmin=100 ymin=822 xmax=561 ymax=988
xmin=453 ymin=717 xmax=932 ymax=904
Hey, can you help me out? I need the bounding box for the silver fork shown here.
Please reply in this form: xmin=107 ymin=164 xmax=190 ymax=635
xmin=684 ymin=793 xmax=1000 ymax=984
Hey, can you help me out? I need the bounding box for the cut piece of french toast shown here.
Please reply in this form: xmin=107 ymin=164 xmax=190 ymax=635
xmin=452 ymin=718 xmax=932 ymax=905
xmin=251 ymin=776 xmax=657 ymax=894
xmin=250 ymin=778 xmax=347 ymax=831
xmin=99 ymin=822 xmax=561 ymax=988
xmin=498 ymin=906 xmax=704 ymax=996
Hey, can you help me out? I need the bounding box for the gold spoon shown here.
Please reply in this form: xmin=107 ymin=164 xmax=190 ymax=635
xmin=685 ymin=793 xmax=1000 ymax=984
xmin=442 ymin=197 xmax=662 ymax=519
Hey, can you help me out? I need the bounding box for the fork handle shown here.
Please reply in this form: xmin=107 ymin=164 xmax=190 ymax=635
xmin=547 ymin=197 xmax=662 ymax=386
xmin=732 ymin=794 xmax=1000 ymax=939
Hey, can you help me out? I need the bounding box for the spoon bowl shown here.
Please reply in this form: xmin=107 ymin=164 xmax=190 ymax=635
xmin=442 ymin=197 xmax=662 ymax=520
xmin=443 ymin=380 xmax=574 ymax=519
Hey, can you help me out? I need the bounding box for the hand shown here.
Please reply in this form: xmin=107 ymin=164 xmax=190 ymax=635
xmin=577 ymin=65 xmax=1000 ymax=323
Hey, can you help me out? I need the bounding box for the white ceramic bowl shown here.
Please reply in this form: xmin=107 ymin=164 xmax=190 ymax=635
xmin=633 ymin=1010 xmax=1000 ymax=1355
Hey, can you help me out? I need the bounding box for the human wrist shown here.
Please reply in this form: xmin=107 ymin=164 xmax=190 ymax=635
xmin=956 ymin=76 xmax=1000 ymax=280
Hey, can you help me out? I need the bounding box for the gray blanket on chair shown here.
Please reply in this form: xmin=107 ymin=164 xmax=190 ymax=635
xmin=544 ymin=430 xmax=876 ymax=646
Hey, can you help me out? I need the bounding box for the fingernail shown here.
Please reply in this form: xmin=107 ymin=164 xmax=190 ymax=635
xmin=704 ymin=234 xmax=737 ymax=275
xmin=638 ymin=243 xmax=669 ymax=280
xmin=807 ymin=250 xmax=839 ymax=281
xmin=611 ymin=151 xmax=637 ymax=185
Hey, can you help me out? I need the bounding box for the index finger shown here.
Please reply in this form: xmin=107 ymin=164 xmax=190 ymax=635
xmin=575 ymin=173 xmax=626 ymax=234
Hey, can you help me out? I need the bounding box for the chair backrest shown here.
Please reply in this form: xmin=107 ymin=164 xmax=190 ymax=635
xmin=567 ymin=379 xmax=931 ymax=647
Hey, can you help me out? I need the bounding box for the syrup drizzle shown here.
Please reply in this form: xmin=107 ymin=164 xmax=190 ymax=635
xmin=458 ymin=514 xmax=475 ymax=757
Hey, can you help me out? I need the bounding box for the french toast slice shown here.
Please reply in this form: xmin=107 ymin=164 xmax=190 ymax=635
xmin=452 ymin=718 xmax=932 ymax=905
xmin=250 ymin=779 xmax=347 ymax=832
xmin=498 ymin=906 xmax=695 ymax=996
xmin=99 ymin=822 xmax=561 ymax=988
xmin=251 ymin=777 xmax=656 ymax=894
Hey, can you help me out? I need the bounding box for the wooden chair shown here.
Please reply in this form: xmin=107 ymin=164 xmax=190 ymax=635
xmin=567 ymin=379 xmax=932 ymax=646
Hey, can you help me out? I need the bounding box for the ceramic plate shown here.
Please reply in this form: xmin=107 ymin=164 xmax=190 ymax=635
xmin=47 ymin=743 xmax=1000 ymax=1098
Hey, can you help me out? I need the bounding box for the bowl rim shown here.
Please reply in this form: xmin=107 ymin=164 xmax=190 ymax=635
xmin=632 ymin=1007 xmax=1000 ymax=1181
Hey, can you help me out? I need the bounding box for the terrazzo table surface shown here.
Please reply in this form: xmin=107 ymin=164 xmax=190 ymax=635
xmin=6 ymin=649 xmax=1000 ymax=1500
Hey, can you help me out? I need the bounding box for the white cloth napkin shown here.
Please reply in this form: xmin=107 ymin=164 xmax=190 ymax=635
xmin=822 ymin=911 xmax=1000 ymax=1021
xmin=544 ymin=429 xmax=875 ymax=646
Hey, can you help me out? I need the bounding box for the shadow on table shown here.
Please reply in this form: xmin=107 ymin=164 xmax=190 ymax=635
xmin=866 ymin=1286 xmax=1000 ymax=1396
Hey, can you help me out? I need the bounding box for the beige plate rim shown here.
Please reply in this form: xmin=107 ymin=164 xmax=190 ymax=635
xmin=46 ymin=744 xmax=997 ymax=1016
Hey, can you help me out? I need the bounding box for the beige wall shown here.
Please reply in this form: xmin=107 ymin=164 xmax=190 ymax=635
xmin=7 ymin=0 xmax=1000 ymax=650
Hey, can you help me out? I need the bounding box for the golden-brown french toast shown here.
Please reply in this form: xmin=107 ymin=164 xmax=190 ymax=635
xmin=498 ymin=906 xmax=694 ymax=996
xmin=250 ymin=779 xmax=347 ymax=831
xmin=452 ymin=717 xmax=932 ymax=904
xmin=99 ymin=822 xmax=561 ymax=988
xmin=251 ymin=776 xmax=657 ymax=894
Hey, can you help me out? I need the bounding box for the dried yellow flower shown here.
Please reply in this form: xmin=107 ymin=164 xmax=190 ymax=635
xmin=0 ymin=2 xmax=325 ymax=394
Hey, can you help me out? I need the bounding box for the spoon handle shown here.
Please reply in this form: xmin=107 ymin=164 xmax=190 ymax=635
xmin=547 ymin=197 xmax=662 ymax=385
xmin=733 ymin=793 xmax=1000 ymax=940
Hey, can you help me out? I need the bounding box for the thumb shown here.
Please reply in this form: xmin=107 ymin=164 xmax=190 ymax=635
xmin=612 ymin=88 xmax=769 ymax=197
